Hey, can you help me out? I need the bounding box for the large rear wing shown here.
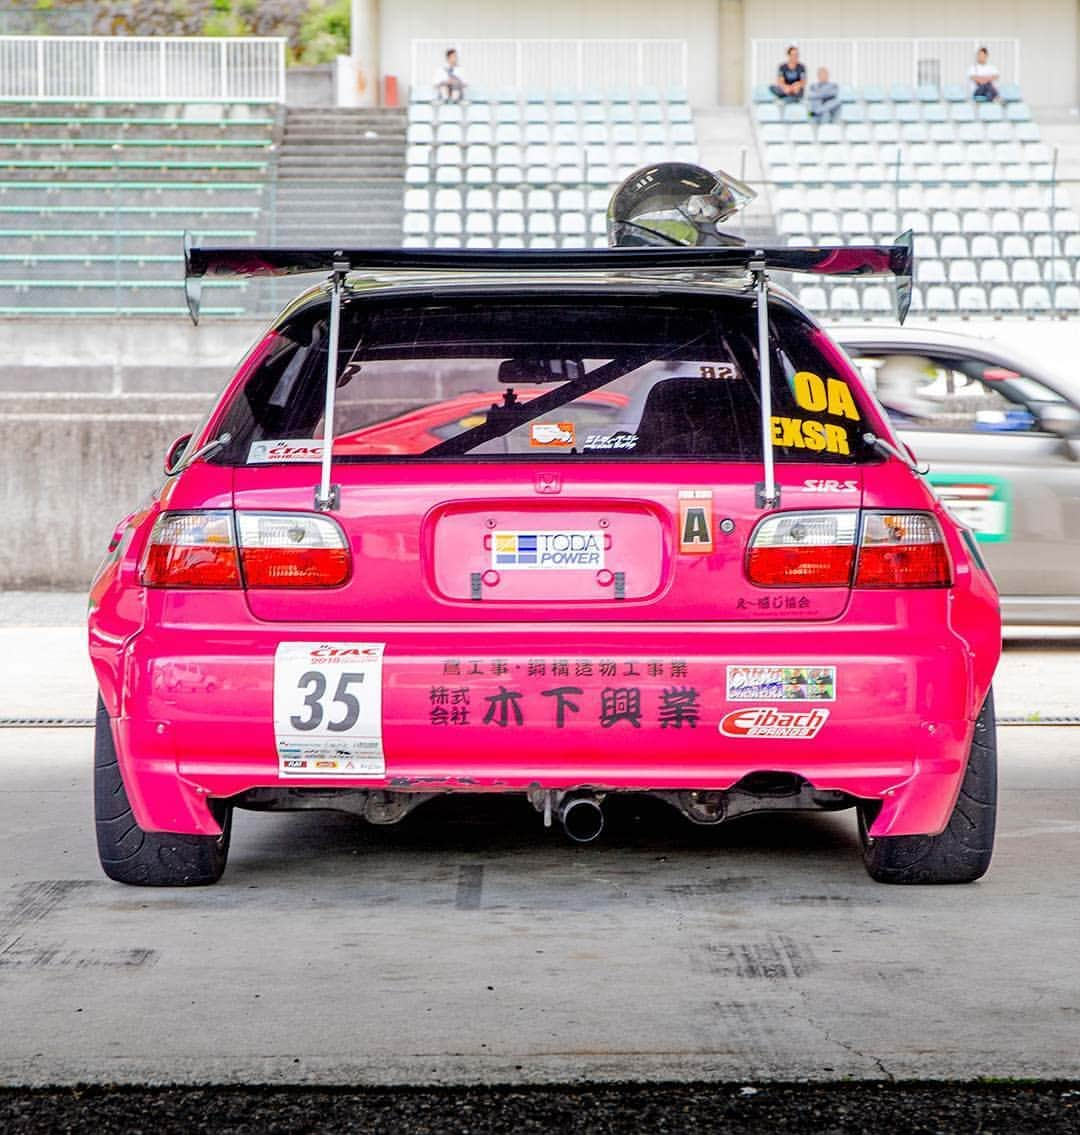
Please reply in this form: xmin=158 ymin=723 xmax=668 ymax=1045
xmin=182 ymin=235 xmax=914 ymax=325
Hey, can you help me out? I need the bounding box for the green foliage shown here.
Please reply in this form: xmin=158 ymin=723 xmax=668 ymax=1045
xmin=297 ymin=0 xmax=350 ymax=64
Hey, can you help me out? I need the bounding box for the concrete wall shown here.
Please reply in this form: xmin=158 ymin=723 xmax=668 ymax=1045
xmin=285 ymin=64 xmax=338 ymax=107
xmin=743 ymin=0 xmax=1076 ymax=107
xmin=363 ymin=0 xmax=1079 ymax=106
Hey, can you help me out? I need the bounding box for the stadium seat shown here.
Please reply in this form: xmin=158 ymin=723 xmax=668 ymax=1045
xmin=1054 ymin=285 xmax=1080 ymax=312
xmin=916 ymin=84 xmax=940 ymax=103
xmin=957 ymin=285 xmax=988 ymax=313
xmin=992 ymin=211 xmax=1022 ymax=235
xmin=799 ymin=285 xmax=829 ymax=314
xmin=1013 ymin=259 xmax=1041 ymax=284
xmin=527 ymin=212 xmax=556 ymax=236
xmin=913 ymin=234 xmax=938 ymax=258
xmin=402 ymin=213 xmax=430 ymax=235
xmin=962 ymin=211 xmax=991 ymax=235
xmin=1043 ymin=260 xmax=1073 ymax=283
xmin=434 ymin=188 xmax=463 ymax=211
xmin=465 ymin=212 xmax=493 ymax=236
xmin=782 ymin=104 xmax=807 ymax=124
xmin=978 ymin=103 xmax=1005 ymax=122
xmin=919 ymin=260 xmax=947 ymax=284
xmin=1001 ymin=234 xmax=1031 ymax=259
xmin=862 ymin=285 xmax=893 ymax=314
xmin=949 ymin=259 xmax=978 ymax=284
xmin=403 ymin=188 xmax=430 ymax=213
xmin=939 ymin=235 xmax=969 ymax=259
xmin=1022 ymin=284 xmax=1052 ymax=312
xmin=433 ymin=212 xmax=462 ymax=236
xmin=841 ymin=211 xmax=870 ymax=237
xmin=830 ymin=285 xmax=861 ymax=314
xmin=990 ymin=284 xmax=1021 ymax=313
xmin=980 ymin=259 xmax=1010 ymax=284
xmin=942 ymin=84 xmax=966 ymax=103
xmin=932 ymin=211 xmax=961 ymax=235
xmin=925 ymin=285 xmax=957 ymax=312
xmin=466 ymin=188 xmax=494 ymax=212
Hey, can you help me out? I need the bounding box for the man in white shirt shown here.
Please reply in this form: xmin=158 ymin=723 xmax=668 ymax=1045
xmin=968 ymin=47 xmax=1000 ymax=102
xmin=434 ymin=48 xmax=467 ymax=103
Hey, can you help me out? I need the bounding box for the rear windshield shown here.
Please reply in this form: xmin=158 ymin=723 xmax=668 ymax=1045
xmin=212 ymin=293 xmax=876 ymax=465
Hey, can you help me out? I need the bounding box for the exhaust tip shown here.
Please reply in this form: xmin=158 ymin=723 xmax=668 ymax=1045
xmin=560 ymin=796 xmax=605 ymax=843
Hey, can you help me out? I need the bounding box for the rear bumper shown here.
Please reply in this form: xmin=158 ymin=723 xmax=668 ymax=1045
xmin=101 ymin=602 xmax=988 ymax=842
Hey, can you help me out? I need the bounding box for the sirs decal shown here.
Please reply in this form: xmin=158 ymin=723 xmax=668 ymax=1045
xmin=247 ymin=439 xmax=324 ymax=463
xmin=792 ymin=371 xmax=860 ymax=421
xmin=678 ymin=489 xmax=714 ymax=553
xmin=492 ymin=530 xmax=604 ymax=570
xmin=727 ymin=665 xmax=836 ymax=701
xmin=530 ymin=421 xmax=575 ymax=448
xmin=803 ymin=478 xmax=858 ymax=493
xmin=771 ymin=416 xmax=850 ymax=455
xmin=274 ymin=642 xmax=385 ymax=777
xmin=719 ymin=706 xmax=830 ymax=739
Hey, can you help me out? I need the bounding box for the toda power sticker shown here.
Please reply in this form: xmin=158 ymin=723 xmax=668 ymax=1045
xmin=530 ymin=422 xmax=575 ymax=448
xmin=274 ymin=642 xmax=385 ymax=777
xmin=727 ymin=665 xmax=836 ymax=701
xmin=247 ymin=439 xmax=324 ymax=463
xmin=678 ymin=489 xmax=713 ymax=553
xmin=719 ymin=706 xmax=830 ymax=740
xmin=492 ymin=530 xmax=604 ymax=570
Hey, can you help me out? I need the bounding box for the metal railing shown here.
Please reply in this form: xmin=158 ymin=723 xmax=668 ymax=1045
xmin=750 ymin=38 xmax=1021 ymax=95
xmin=410 ymin=39 xmax=687 ymax=97
xmin=0 ymin=35 xmax=287 ymax=102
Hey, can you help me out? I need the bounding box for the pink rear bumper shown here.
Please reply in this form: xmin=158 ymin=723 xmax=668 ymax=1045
xmin=98 ymin=595 xmax=987 ymax=842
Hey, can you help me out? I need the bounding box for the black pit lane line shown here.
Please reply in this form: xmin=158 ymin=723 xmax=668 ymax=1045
xmin=1 ymin=1083 xmax=1080 ymax=1134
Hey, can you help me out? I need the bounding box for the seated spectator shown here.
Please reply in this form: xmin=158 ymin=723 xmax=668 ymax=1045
xmin=434 ymin=48 xmax=467 ymax=103
xmin=968 ymin=46 xmax=1000 ymax=102
xmin=770 ymin=45 xmax=806 ymax=103
xmin=808 ymin=67 xmax=841 ymax=122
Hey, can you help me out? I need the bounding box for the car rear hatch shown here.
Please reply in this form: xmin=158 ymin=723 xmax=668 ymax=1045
xmin=213 ymin=287 xmax=881 ymax=624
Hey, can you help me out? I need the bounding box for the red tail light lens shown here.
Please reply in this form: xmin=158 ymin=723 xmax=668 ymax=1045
xmin=747 ymin=511 xmax=858 ymax=587
xmin=855 ymin=512 xmax=952 ymax=588
xmin=141 ymin=511 xmax=240 ymax=588
xmin=237 ymin=513 xmax=350 ymax=588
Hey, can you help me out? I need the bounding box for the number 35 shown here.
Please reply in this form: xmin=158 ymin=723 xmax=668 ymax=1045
xmin=290 ymin=671 xmax=365 ymax=732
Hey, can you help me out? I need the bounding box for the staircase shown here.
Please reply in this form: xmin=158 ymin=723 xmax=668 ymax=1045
xmin=269 ymin=107 xmax=407 ymax=245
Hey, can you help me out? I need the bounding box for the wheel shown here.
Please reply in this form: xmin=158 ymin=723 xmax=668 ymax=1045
xmin=94 ymin=697 xmax=231 ymax=886
xmin=859 ymin=690 xmax=997 ymax=885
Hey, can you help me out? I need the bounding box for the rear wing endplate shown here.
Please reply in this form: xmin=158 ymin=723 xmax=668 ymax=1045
xmin=182 ymin=233 xmax=914 ymax=325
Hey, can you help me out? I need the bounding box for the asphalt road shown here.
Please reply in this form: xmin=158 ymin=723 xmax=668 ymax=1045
xmin=0 ymin=597 xmax=1078 ymax=1090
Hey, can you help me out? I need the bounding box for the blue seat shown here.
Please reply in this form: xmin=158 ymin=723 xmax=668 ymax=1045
xmin=916 ymin=83 xmax=940 ymax=102
xmin=841 ymin=103 xmax=866 ymax=124
xmin=666 ymin=86 xmax=689 ymax=103
xmin=951 ymin=103 xmax=975 ymax=122
xmin=867 ymin=103 xmax=893 ymax=123
xmin=1007 ymin=103 xmax=1032 ymax=122
xmin=942 ymin=83 xmax=966 ymax=102
xmin=978 ymin=102 xmax=1005 ymax=122
xmin=782 ymin=103 xmax=807 ymax=123
xmin=638 ymin=86 xmax=661 ymax=103
xmin=861 ymin=85 xmax=886 ymax=103
xmin=890 ymin=84 xmax=915 ymax=102
xmin=751 ymin=85 xmax=773 ymax=104
xmin=922 ymin=103 xmax=947 ymax=123
xmin=896 ymin=104 xmax=921 ymax=123
xmin=838 ymin=85 xmax=858 ymax=104
xmin=756 ymin=103 xmax=781 ymax=123
xmin=999 ymin=82 xmax=1023 ymax=103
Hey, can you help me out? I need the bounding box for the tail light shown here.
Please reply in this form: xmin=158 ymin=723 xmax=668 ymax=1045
xmin=237 ymin=513 xmax=349 ymax=587
xmin=747 ymin=511 xmax=858 ymax=587
xmin=141 ymin=511 xmax=349 ymax=588
xmin=855 ymin=512 xmax=952 ymax=588
xmin=747 ymin=510 xmax=951 ymax=589
xmin=141 ymin=511 xmax=240 ymax=588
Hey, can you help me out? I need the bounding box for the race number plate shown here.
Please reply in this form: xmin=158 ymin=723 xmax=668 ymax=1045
xmin=273 ymin=642 xmax=385 ymax=778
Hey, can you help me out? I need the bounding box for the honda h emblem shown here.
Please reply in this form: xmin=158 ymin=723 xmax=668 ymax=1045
xmin=535 ymin=472 xmax=561 ymax=494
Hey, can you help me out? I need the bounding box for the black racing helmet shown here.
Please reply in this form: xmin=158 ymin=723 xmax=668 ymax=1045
xmin=606 ymin=163 xmax=757 ymax=248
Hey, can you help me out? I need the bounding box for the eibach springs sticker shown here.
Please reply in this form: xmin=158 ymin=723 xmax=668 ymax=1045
xmin=718 ymin=706 xmax=830 ymax=740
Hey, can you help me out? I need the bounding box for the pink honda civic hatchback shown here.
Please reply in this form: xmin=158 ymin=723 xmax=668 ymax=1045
xmin=87 ymin=168 xmax=1000 ymax=886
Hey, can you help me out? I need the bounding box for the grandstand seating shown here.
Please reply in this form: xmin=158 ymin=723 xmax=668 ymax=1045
xmin=754 ymin=87 xmax=1078 ymax=317
xmin=0 ymin=102 xmax=274 ymax=315
xmin=399 ymin=87 xmax=697 ymax=250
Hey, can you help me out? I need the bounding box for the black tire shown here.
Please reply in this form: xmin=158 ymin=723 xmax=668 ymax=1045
xmin=94 ymin=697 xmax=231 ymax=886
xmin=859 ymin=689 xmax=996 ymax=885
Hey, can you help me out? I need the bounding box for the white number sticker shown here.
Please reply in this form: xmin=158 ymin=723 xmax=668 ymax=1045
xmin=273 ymin=642 xmax=385 ymax=777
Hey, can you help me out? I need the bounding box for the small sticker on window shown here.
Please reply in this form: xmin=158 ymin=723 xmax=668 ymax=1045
xmin=248 ymin=439 xmax=324 ymax=464
xmin=530 ymin=422 xmax=575 ymax=448
xmin=582 ymin=431 xmax=638 ymax=451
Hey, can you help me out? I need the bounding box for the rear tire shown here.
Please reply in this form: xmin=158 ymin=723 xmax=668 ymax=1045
xmin=94 ymin=697 xmax=231 ymax=886
xmin=859 ymin=690 xmax=996 ymax=885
